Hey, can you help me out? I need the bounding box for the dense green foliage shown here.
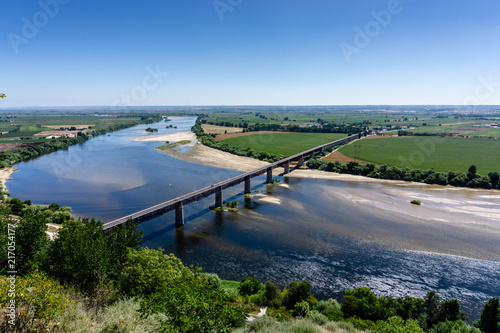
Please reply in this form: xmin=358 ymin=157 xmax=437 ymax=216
xmin=307 ymin=159 xmax=500 ymax=190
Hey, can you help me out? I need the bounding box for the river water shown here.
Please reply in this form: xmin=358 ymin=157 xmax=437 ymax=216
xmin=7 ymin=117 xmax=499 ymax=320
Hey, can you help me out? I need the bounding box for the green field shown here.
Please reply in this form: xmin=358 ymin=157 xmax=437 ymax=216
xmin=470 ymin=128 xmax=500 ymax=137
xmin=221 ymin=133 xmax=347 ymax=156
xmin=339 ymin=137 xmax=500 ymax=174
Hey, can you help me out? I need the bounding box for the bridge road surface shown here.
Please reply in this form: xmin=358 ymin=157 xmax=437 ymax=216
xmin=102 ymin=133 xmax=361 ymax=232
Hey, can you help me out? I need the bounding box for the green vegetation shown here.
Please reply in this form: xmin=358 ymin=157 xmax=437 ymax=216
xmin=411 ymin=200 xmax=422 ymax=205
xmin=0 ymin=206 xmax=248 ymax=332
xmin=145 ymin=127 xmax=158 ymax=132
xmin=0 ymin=198 xmax=498 ymax=332
xmin=339 ymin=137 xmax=500 ymax=174
xmin=307 ymin=159 xmax=499 ymax=190
xmin=221 ymin=133 xmax=347 ymax=156
xmin=156 ymin=140 xmax=191 ymax=151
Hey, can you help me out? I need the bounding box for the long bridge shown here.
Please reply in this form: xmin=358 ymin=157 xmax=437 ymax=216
xmin=102 ymin=133 xmax=361 ymax=232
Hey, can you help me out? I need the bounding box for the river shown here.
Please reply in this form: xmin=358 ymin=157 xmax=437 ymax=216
xmin=6 ymin=116 xmax=500 ymax=320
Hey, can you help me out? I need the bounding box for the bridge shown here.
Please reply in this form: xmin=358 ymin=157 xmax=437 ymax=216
xmin=102 ymin=133 xmax=361 ymax=232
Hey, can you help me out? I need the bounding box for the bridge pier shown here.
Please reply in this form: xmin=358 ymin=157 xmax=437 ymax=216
xmin=266 ymin=167 xmax=273 ymax=183
xmin=297 ymin=157 xmax=304 ymax=167
xmin=244 ymin=176 xmax=251 ymax=194
xmin=175 ymin=202 xmax=184 ymax=226
xmin=284 ymin=161 xmax=290 ymax=174
xmin=215 ymin=186 xmax=223 ymax=207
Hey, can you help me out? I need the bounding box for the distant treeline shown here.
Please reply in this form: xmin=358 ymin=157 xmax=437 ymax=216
xmin=307 ymin=160 xmax=500 ymax=190
xmin=0 ymin=115 xmax=162 ymax=169
xmin=201 ymin=118 xmax=366 ymax=134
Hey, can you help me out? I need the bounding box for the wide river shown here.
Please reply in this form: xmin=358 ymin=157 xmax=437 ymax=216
xmin=7 ymin=117 xmax=500 ymax=320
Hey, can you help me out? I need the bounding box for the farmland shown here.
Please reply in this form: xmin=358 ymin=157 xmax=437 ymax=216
xmin=339 ymin=136 xmax=500 ymax=174
xmin=220 ymin=132 xmax=347 ymax=156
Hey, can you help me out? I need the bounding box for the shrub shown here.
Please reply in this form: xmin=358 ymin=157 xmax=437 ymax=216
xmin=307 ymin=311 xmax=329 ymax=325
xmin=283 ymin=281 xmax=316 ymax=310
xmin=239 ymin=276 xmax=263 ymax=296
xmin=293 ymin=301 xmax=311 ymax=318
xmin=410 ymin=200 xmax=421 ymax=205
xmin=120 ymin=248 xmax=189 ymax=297
xmin=0 ymin=271 xmax=74 ymax=332
xmin=204 ymin=273 xmax=221 ymax=289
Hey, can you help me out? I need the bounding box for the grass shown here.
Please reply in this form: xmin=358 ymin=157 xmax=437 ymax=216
xmin=468 ymin=128 xmax=500 ymax=137
xmin=221 ymin=133 xmax=347 ymax=156
xmin=339 ymin=136 xmax=500 ymax=174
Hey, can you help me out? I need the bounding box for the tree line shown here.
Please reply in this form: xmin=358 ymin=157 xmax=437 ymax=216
xmin=201 ymin=118 xmax=366 ymax=134
xmin=307 ymin=160 xmax=500 ymax=190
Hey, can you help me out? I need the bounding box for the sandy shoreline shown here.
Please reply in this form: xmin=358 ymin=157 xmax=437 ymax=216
xmin=161 ymin=142 xmax=271 ymax=172
xmin=0 ymin=166 xmax=17 ymax=193
xmin=133 ymin=131 xmax=196 ymax=142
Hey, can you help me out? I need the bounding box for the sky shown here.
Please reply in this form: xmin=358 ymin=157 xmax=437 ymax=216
xmin=1 ymin=0 xmax=500 ymax=107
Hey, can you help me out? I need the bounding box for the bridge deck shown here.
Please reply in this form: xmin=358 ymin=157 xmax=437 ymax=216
xmin=102 ymin=133 xmax=359 ymax=231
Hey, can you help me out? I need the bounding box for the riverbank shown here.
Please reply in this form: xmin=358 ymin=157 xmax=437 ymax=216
xmin=0 ymin=166 xmax=17 ymax=198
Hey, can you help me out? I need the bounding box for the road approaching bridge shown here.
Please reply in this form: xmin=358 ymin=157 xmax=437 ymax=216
xmin=102 ymin=133 xmax=361 ymax=232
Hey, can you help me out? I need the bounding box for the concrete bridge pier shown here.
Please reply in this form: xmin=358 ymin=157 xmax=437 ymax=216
xmin=266 ymin=167 xmax=273 ymax=183
xmin=284 ymin=161 xmax=290 ymax=174
xmin=244 ymin=176 xmax=251 ymax=194
xmin=175 ymin=202 xmax=184 ymax=226
xmin=297 ymin=157 xmax=304 ymax=167
xmin=215 ymin=186 xmax=223 ymax=207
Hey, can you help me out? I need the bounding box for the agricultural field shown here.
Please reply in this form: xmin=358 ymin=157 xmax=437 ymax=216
xmin=467 ymin=128 xmax=500 ymax=137
xmin=339 ymin=136 xmax=500 ymax=174
xmin=220 ymin=132 xmax=347 ymax=156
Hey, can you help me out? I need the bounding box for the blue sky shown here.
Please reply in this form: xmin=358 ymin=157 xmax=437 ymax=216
xmin=1 ymin=0 xmax=499 ymax=107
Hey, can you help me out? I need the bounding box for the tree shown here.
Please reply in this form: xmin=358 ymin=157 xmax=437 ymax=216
xmin=467 ymin=165 xmax=477 ymax=181
xmin=105 ymin=218 xmax=143 ymax=278
xmin=238 ymin=276 xmax=262 ymax=296
xmin=0 ymin=93 xmax=5 ymax=99
xmin=477 ymin=297 xmax=499 ymax=333
xmin=424 ymin=291 xmax=441 ymax=329
xmin=120 ymin=248 xmax=190 ymax=297
xmin=488 ymin=172 xmax=500 ymax=188
xmin=42 ymin=218 xmax=111 ymax=293
xmin=283 ymin=281 xmax=316 ymax=310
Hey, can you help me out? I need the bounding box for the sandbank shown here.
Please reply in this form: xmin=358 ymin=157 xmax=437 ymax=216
xmin=160 ymin=142 xmax=271 ymax=172
xmin=133 ymin=131 xmax=196 ymax=142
